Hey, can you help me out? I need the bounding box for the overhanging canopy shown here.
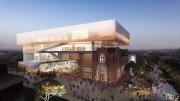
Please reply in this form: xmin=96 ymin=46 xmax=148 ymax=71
xmin=17 ymin=19 xmax=130 ymax=46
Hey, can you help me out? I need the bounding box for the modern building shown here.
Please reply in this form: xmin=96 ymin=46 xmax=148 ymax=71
xmin=17 ymin=19 xmax=130 ymax=83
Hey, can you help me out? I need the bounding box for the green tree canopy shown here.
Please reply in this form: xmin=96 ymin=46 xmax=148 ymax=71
xmin=37 ymin=79 xmax=66 ymax=101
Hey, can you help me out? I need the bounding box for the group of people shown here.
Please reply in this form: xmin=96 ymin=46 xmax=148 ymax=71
xmin=56 ymin=71 xmax=122 ymax=101
xmin=56 ymin=71 xmax=152 ymax=101
xmin=23 ymin=70 xmax=153 ymax=101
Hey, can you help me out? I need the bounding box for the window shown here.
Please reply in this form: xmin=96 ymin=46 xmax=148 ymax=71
xmin=99 ymin=53 xmax=105 ymax=63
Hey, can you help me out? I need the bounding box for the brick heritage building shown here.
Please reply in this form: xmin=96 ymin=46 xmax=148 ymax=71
xmin=93 ymin=47 xmax=128 ymax=83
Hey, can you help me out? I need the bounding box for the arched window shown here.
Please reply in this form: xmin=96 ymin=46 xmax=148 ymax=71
xmin=99 ymin=53 xmax=105 ymax=63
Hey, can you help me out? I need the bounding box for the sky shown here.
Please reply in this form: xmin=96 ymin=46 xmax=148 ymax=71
xmin=0 ymin=0 xmax=180 ymax=50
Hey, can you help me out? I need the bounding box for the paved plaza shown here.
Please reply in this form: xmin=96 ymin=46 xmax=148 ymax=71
xmin=23 ymin=71 xmax=154 ymax=101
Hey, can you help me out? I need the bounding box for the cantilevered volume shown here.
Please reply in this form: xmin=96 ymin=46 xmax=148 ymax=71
xmin=17 ymin=19 xmax=130 ymax=83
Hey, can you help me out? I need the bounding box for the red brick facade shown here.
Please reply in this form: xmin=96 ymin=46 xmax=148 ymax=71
xmin=92 ymin=47 xmax=128 ymax=83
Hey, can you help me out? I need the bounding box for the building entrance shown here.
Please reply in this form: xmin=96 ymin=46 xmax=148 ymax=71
xmin=96 ymin=65 xmax=107 ymax=82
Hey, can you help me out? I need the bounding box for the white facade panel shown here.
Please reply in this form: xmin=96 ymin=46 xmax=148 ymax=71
xmin=17 ymin=19 xmax=130 ymax=45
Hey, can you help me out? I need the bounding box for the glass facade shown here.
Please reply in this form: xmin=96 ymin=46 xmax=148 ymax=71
xmin=47 ymin=42 xmax=93 ymax=51
xmin=17 ymin=20 xmax=130 ymax=81
xmin=21 ymin=41 xmax=104 ymax=62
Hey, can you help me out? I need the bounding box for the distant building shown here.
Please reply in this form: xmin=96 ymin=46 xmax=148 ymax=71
xmin=0 ymin=51 xmax=23 ymax=74
xmin=128 ymin=54 xmax=136 ymax=63
xmin=7 ymin=51 xmax=23 ymax=74
xmin=17 ymin=19 xmax=130 ymax=83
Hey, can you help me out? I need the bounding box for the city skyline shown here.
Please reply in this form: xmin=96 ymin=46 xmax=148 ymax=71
xmin=0 ymin=0 xmax=180 ymax=50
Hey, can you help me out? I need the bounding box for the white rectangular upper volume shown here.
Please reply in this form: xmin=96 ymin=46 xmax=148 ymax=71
xmin=17 ymin=19 xmax=130 ymax=45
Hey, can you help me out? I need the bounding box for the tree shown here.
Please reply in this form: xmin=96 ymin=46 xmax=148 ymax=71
xmin=144 ymin=55 xmax=148 ymax=65
xmin=37 ymin=80 xmax=66 ymax=101
xmin=151 ymin=53 xmax=161 ymax=65
xmin=177 ymin=48 xmax=180 ymax=58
